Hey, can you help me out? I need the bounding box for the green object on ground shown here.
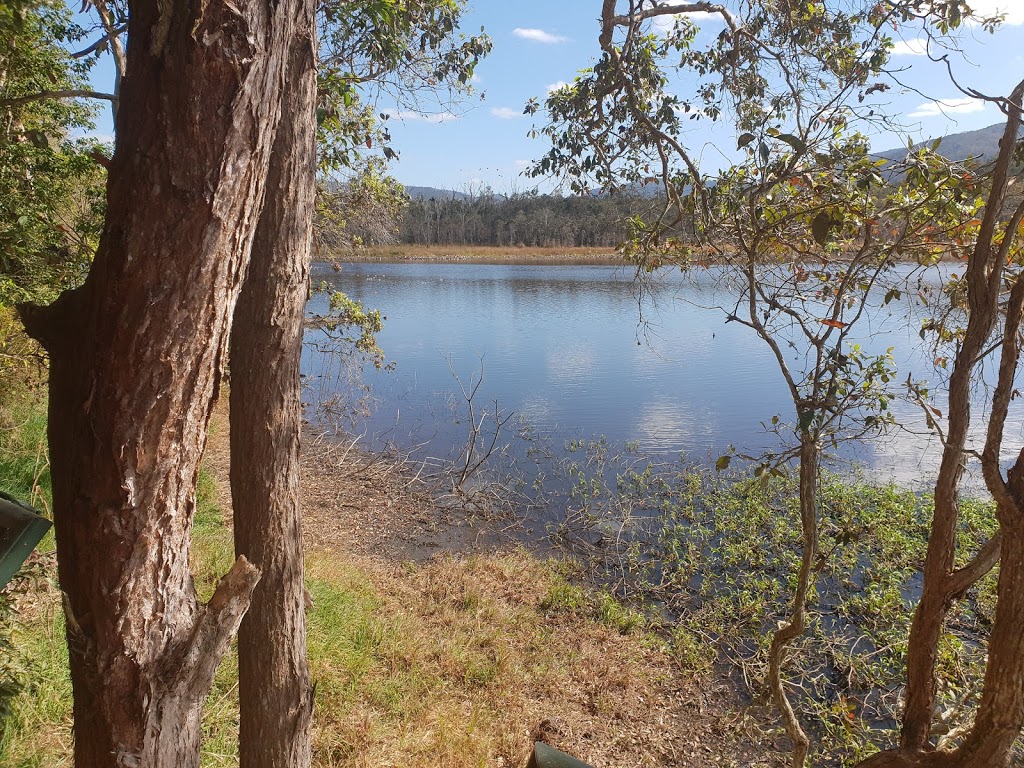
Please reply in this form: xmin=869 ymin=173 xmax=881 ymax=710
xmin=0 ymin=491 xmax=51 ymax=589
xmin=527 ymin=742 xmax=593 ymax=768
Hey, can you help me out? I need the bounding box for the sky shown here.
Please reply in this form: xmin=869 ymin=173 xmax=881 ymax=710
xmin=77 ymin=1 xmax=1024 ymax=193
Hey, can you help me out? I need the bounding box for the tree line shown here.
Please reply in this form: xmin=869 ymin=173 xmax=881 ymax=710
xmin=396 ymin=190 xmax=666 ymax=248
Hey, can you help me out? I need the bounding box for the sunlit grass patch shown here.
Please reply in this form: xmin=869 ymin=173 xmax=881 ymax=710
xmin=0 ymin=386 xmax=51 ymax=518
xmin=0 ymin=586 xmax=72 ymax=768
xmin=302 ymin=548 xmax=669 ymax=768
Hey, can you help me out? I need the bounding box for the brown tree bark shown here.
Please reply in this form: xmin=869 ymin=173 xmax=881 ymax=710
xmin=854 ymin=80 xmax=1024 ymax=768
xmin=229 ymin=5 xmax=316 ymax=767
xmin=767 ymin=438 xmax=820 ymax=768
xmin=17 ymin=0 xmax=310 ymax=764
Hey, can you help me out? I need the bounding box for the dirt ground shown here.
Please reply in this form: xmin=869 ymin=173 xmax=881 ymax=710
xmin=204 ymin=405 xmax=784 ymax=768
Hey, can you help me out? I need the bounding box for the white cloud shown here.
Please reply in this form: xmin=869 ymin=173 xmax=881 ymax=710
xmin=514 ymin=159 xmax=531 ymax=169
xmin=490 ymin=107 xmax=522 ymax=119
xmin=907 ymin=97 xmax=986 ymax=119
xmin=967 ymin=0 xmax=1024 ymax=25
xmin=652 ymin=10 xmax=725 ymax=34
xmin=890 ymin=38 xmax=927 ymax=56
xmin=513 ymin=27 xmax=569 ymax=44
xmin=546 ymin=81 xmax=568 ymax=94
xmin=381 ymin=109 xmax=458 ymax=124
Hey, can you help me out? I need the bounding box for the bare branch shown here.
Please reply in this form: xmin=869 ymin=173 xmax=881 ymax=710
xmin=0 ymin=89 xmax=118 ymax=108
xmin=604 ymin=2 xmax=738 ymax=35
xmin=947 ymin=532 xmax=1002 ymax=598
xmin=71 ymin=25 xmax=127 ymax=58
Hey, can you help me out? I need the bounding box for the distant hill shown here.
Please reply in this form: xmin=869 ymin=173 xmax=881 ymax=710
xmin=874 ymin=122 xmax=1013 ymax=164
xmin=403 ymin=185 xmax=469 ymax=200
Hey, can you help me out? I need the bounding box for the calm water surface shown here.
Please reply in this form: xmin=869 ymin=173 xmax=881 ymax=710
xmin=303 ymin=261 xmax=1024 ymax=489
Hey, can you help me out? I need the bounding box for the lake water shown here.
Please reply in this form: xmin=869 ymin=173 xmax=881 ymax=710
xmin=303 ymin=261 xmax=1024 ymax=491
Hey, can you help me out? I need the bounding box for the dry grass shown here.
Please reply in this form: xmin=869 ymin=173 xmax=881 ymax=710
xmin=298 ymin=549 xmax=729 ymax=768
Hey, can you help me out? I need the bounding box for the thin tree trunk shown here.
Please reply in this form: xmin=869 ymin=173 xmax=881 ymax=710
xmin=953 ymin=513 xmax=1024 ymax=767
xmin=17 ymin=0 xmax=308 ymax=764
xmin=900 ymin=367 xmax=972 ymax=750
xmin=229 ymin=6 xmax=316 ymax=767
xmin=857 ymin=508 xmax=1024 ymax=768
xmin=767 ymin=437 xmax=820 ymax=768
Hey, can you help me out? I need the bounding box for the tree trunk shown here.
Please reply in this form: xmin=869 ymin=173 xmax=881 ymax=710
xmin=229 ymin=6 xmax=316 ymax=767
xmin=900 ymin=365 xmax=972 ymax=751
xmin=767 ymin=437 xmax=820 ymax=768
xmin=856 ymin=82 xmax=1024 ymax=768
xmin=18 ymin=0 xmax=309 ymax=764
xmin=952 ymin=512 xmax=1024 ymax=767
xmin=856 ymin=510 xmax=1024 ymax=768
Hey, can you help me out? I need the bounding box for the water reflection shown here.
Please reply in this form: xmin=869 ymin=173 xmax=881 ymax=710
xmin=304 ymin=261 xmax=1024 ymax=492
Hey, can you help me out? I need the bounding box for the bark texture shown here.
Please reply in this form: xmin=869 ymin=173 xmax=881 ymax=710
xmin=229 ymin=4 xmax=317 ymax=766
xmin=18 ymin=0 xmax=310 ymax=764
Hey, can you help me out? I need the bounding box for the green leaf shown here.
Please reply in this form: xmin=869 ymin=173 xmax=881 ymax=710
xmin=715 ymin=455 xmax=732 ymax=471
xmin=798 ymin=410 xmax=815 ymax=431
xmin=812 ymin=212 xmax=834 ymax=246
xmin=737 ymin=132 xmax=756 ymax=149
xmin=776 ymin=133 xmax=807 ymax=155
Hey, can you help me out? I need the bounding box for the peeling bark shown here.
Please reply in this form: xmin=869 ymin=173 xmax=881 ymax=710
xmin=17 ymin=0 xmax=312 ymax=764
xmin=229 ymin=4 xmax=317 ymax=767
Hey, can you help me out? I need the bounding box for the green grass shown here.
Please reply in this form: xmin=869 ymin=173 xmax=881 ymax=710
xmin=0 ymin=388 xmax=51 ymax=517
xmin=0 ymin=387 xmax=62 ymax=767
xmin=540 ymin=570 xmax=646 ymax=636
xmin=0 ymin=594 xmax=71 ymax=767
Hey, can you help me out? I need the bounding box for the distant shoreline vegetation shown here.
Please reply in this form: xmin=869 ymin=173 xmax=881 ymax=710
xmin=323 ymin=244 xmax=622 ymax=263
xmin=316 ymin=243 xmax=967 ymax=265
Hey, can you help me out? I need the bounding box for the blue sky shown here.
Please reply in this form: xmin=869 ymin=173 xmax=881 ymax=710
xmin=78 ymin=1 xmax=1024 ymax=192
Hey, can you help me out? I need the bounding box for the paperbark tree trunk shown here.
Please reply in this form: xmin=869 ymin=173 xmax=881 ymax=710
xmin=229 ymin=6 xmax=316 ymax=767
xmin=17 ymin=0 xmax=310 ymax=764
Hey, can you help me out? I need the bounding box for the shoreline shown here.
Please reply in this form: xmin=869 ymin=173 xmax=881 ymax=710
xmin=316 ymin=244 xmax=963 ymax=266
xmin=215 ymin=408 xmax=782 ymax=767
xmin=319 ymin=244 xmax=624 ymax=266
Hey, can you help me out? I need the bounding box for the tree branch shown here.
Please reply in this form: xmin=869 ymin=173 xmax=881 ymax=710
xmin=0 ymin=89 xmax=118 ymax=108
xmin=606 ymin=2 xmax=738 ymax=33
xmin=173 ymin=555 xmax=261 ymax=697
xmin=947 ymin=532 xmax=1002 ymax=598
xmin=71 ymin=25 xmax=127 ymax=59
